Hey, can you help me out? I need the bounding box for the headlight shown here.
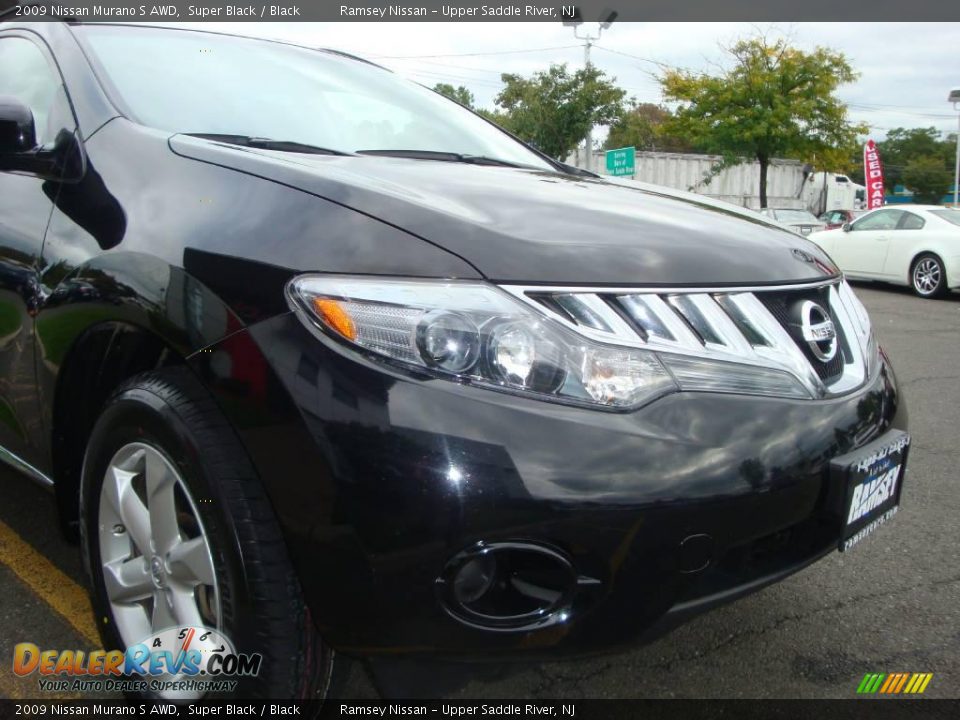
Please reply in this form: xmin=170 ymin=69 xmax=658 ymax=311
xmin=288 ymin=275 xmax=821 ymax=408
xmin=287 ymin=276 xmax=677 ymax=409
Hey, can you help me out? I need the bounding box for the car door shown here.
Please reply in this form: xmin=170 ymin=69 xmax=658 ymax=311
xmin=882 ymin=210 xmax=928 ymax=283
xmin=830 ymin=208 xmax=904 ymax=277
xmin=0 ymin=33 xmax=72 ymax=468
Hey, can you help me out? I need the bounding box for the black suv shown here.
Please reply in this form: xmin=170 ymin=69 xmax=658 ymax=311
xmin=0 ymin=22 xmax=908 ymax=699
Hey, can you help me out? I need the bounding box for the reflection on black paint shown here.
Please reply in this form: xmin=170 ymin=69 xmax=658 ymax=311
xmin=183 ymin=248 xmax=293 ymax=323
xmin=739 ymin=457 xmax=766 ymax=491
xmin=43 ymin=160 xmax=126 ymax=250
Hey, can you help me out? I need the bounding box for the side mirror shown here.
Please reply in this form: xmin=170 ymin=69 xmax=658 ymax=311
xmin=0 ymin=96 xmax=38 ymax=154
xmin=0 ymin=96 xmax=67 ymax=178
xmin=841 ymin=222 xmax=851 ymax=232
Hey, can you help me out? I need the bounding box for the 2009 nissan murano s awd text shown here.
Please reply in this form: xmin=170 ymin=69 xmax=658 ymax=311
xmin=0 ymin=20 xmax=909 ymax=699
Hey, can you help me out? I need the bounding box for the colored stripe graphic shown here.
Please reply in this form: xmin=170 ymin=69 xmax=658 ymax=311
xmin=893 ymin=673 xmax=909 ymax=693
xmin=879 ymin=674 xmax=897 ymax=693
xmin=858 ymin=673 xmax=884 ymax=693
xmin=858 ymin=672 xmax=933 ymax=695
xmin=904 ymin=673 xmax=933 ymax=694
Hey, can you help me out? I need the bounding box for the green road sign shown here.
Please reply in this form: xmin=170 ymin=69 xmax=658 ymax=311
xmin=605 ymin=146 xmax=636 ymax=176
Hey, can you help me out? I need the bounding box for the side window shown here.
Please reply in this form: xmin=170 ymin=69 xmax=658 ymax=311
xmin=0 ymin=37 xmax=61 ymax=146
xmin=851 ymin=209 xmax=903 ymax=232
xmin=899 ymin=212 xmax=925 ymax=230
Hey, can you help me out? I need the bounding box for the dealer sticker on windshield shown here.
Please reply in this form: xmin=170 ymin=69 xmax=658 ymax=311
xmin=833 ymin=431 xmax=910 ymax=552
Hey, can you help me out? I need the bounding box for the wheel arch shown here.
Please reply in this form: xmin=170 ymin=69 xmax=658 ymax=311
xmin=38 ymin=253 xmax=248 ymax=537
xmin=49 ymin=320 xmax=187 ymax=537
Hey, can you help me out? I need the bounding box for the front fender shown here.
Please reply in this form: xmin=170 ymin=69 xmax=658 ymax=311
xmin=34 ymin=251 xmax=247 ymax=466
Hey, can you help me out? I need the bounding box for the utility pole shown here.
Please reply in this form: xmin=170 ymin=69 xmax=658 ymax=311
xmin=582 ymin=35 xmax=594 ymax=172
xmin=563 ymin=10 xmax=617 ymax=173
xmin=950 ymin=88 xmax=960 ymax=207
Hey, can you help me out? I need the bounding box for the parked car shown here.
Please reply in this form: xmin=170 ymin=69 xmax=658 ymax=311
xmin=809 ymin=205 xmax=960 ymax=297
xmin=818 ymin=209 xmax=865 ymax=230
xmin=0 ymin=21 xmax=909 ymax=699
xmin=757 ymin=207 xmax=827 ymax=235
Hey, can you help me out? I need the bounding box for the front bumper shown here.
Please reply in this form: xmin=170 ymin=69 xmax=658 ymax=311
xmin=190 ymin=313 xmax=906 ymax=659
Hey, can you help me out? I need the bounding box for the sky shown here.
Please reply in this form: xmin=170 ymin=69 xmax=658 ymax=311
xmin=177 ymin=21 xmax=960 ymax=143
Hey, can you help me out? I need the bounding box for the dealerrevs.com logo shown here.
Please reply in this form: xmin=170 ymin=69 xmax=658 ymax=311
xmin=13 ymin=626 xmax=262 ymax=698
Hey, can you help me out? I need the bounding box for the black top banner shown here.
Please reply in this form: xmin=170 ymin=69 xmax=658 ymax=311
xmin=2 ymin=0 xmax=960 ymax=22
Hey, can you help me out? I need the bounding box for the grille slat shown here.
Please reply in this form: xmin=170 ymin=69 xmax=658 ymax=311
xmin=614 ymin=295 xmax=675 ymax=342
xmin=501 ymin=279 xmax=873 ymax=400
xmin=666 ymin=294 xmax=716 ymax=345
xmin=714 ymin=294 xmax=771 ymax=348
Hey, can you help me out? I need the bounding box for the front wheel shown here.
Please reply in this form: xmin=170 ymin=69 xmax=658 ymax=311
xmin=79 ymin=367 xmax=340 ymax=699
xmin=911 ymin=253 xmax=948 ymax=298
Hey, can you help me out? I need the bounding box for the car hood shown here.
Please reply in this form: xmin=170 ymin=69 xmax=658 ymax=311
xmin=170 ymin=136 xmax=838 ymax=286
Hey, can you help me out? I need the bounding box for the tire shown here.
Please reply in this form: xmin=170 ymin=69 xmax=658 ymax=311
xmin=910 ymin=253 xmax=948 ymax=298
xmin=79 ymin=367 xmax=342 ymax=699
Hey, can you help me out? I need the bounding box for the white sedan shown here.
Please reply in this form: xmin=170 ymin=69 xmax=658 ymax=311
xmin=808 ymin=205 xmax=960 ymax=298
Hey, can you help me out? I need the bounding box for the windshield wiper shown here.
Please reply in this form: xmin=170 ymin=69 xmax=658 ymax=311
xmin=184 ymin=134 xmax=350 ymax=155
xmin=355 ymin=149 xmax=526 ymax=168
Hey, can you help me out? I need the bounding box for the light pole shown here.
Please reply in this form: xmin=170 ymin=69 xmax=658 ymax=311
xmin=950 ymin=88 xmax=960 ymax=207
xmin=563 ymin=9 xmax=617 ymax=173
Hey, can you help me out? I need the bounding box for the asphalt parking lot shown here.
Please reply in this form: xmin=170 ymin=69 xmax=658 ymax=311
xmin=1 ymin=283 xmax=957 ymax=700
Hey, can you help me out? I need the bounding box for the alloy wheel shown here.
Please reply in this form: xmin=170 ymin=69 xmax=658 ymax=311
xmin=97 ymin=442 xmax=220 ymax=646
xmin=913 ymin=257 xmax=942 ymax=296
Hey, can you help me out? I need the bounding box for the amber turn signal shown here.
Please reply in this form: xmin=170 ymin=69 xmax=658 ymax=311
xmin=312 ymin=298 xmax=357 ymax=341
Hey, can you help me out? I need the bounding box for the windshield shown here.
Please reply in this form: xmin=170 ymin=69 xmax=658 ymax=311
xmin=75 ymin=25 xmax=553 ymax=169
xmin=930 ymin=209 xmax=960 ymax=227
xmin=775 ymin=210 xmax=819 ymax=223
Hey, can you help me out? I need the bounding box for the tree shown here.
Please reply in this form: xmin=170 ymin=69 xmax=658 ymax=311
xmin=432 ymin=83 xmax=476 ymax=109
xmin=877 ymin=127 xmax=954 ymax=190
xmin=604 ymin=102 xmax=696 ymax=152
xmin=661 ymin=35 xmax=866 ymax=207
xmin=848 ymin=127 xmax=956 ymax=187
xmin=902 ymin=155 xmax=951 ymax=203
xmin=493 ymin=63 xmax=626 ymax=159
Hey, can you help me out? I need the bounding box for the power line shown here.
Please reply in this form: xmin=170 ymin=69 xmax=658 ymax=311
xmin=848 ymin=105 xmax=955 ymax=119
xmin=384 ymin=58 xmax=506 ymax=76
xmin=849 ymin=101 xmax=954 ymax=111
xmin=400 ymin=70 xmax=502 ymax=89
xmin=371 ymin=45 xmax=581 ymax=60
xmin=592 ymin=46 xmax=669 ymax=66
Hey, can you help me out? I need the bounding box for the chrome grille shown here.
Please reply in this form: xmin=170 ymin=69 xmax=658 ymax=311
xmin=754 ymin=286 xmax=846 ymax=383
xmin=501 ymin=279 xmax=875 ymax=400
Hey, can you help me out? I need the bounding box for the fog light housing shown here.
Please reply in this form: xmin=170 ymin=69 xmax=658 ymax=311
xmin=437 ymin=541 xmax=583 ymax=631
